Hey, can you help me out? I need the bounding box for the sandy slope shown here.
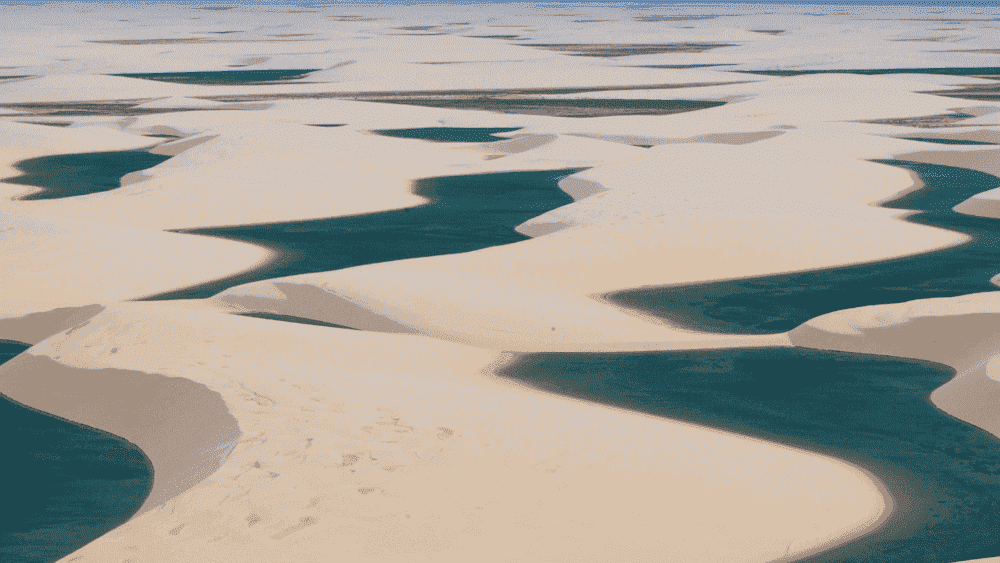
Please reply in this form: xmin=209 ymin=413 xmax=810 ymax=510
xmin=0 ymin=302 xmax=886 ymax=563
xmin=3 ymin=2 xmax=1000 ymax=562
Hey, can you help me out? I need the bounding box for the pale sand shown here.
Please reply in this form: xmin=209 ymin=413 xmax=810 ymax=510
xmin=0 ymin=301 xmax=886 ymax=563
xmin=0 ymin=212 xmax=271 ymax=309
xmin=3 ymin=3 xmax=1000 ymax=561
xmin=214 ymin=139 xmax=965 ymax=350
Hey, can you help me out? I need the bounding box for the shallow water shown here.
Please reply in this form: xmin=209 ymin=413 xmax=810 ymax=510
xmin=370 ymin=127 xmax=522 ymax=142
xmin=145 ymin=168 xmax=583 ymax=299
xmin=901 ymin=137 xmax=996 ymax=145
xmin=608 ymin=160 xmax=1000 ymax=333
xmin=6 ymin=151 xmax=171 ymax=200
xmin=500 ymin=347 xmax=1000 ymax=562
xmin=0 ymin=341 xmax=153 ymax=563
xmin=112 ymin=68 xmax=320 ymax=85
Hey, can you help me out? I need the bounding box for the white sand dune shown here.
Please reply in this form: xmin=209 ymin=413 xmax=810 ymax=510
xmin=0 ymin=211 xmax=271 ymax=309
xmin=214 ymin=140 xmax=963 ymax=350
xmin=3 ymin=2 xmax=1000 ymax=562
xmin=0 ymin=301 xmax=885 ymax=563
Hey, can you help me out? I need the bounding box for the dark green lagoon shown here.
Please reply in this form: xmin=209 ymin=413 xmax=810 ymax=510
xmin=500 ymin=347 xmax=1000 ymax=562
xmin=146 ymin=168 xmax=583 ymax=299
xmin=0 ymin=341 xmax=153 ymax=563
xmin=901 ymin=138 xmax=997 ymax=146
xmin=371 ymin=127 xmax=522 ymax=143
xmin=112 ymin=68 xmax=320 ymax=85
xmin=6 ymin=151 xmax=171 ymax=200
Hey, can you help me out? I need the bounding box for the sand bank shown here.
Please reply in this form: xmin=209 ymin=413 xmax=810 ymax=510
xmin=0 ymin=301 xmax=886 ymax=563
xmin=4 ymin=3 xmax=1000 ymax=561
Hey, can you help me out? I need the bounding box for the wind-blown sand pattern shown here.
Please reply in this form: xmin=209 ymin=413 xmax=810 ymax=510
xmin=4 ymin=1 xmax=1000 ymax=562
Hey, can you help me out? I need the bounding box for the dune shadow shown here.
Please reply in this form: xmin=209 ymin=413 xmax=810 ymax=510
xmin=0 ymin=341 xmax=153 ymax=563
xmin=112 ymin=68 xmax=320 ymax=85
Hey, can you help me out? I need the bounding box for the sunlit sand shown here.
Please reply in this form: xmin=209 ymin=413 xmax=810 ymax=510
xmin=3 ymin=1 xmax=1000 ymax=562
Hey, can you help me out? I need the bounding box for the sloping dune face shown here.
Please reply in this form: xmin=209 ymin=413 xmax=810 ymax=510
xmin=4 ymin=2 xmax=1000 ymax=563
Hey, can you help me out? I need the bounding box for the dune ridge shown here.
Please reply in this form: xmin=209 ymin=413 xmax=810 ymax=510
xmin=2 ymin=2 xmax=1000 ymax=562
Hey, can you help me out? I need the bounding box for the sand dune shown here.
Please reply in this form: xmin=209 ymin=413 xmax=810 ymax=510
xmin=3 ymin=2 xmax=1000 ymax=562
xmin=0 ymin=301 xmax=885 ymax=563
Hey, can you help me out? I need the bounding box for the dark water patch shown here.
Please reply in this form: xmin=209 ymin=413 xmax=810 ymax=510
xmin=111 ymin=69 xmax=320 ymax=85
xmin=607 ymin=161 xmax=1000 ymax=334
xmin=0 ymin=75 xmax=30 ymax=79
xmin=902 ymin=137 xmax=997 ymax=145
xmin=16 ymin=121 xmax=72 ymax=128
xmin=750 ymin=29 xmax=786 ymax=34
xmin=465 ymin=34 xmax=523 ymax=39
xmin=6 ymin=151 xmax=172 ymax=200
xmin=370 ymin=98 xmax=727 ymax=118
xmin=144 ymin=133 xmax=182 ymax=138
xmin=236 ymin=312 xmax=358 ymax=330
xmin=143 ymin=168 xmax=583 ymax=300
xmin=735 ymin=67 xmax=1000 ymax=76
xmin=0 ymin=340 xmax=153 ymax=563
xmin=307 ymin=124 xmax=345 ymax=128
xmin=500 ymin=347 xmax=1000 ymax=562
xmin=370 ymin=127 xmax=522 ymax=143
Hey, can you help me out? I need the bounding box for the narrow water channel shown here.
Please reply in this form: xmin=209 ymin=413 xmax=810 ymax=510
xmin=145 ymin=168 xmax=583 ymax=299
xmin=0 ymin=341 xmax=153 ymax=563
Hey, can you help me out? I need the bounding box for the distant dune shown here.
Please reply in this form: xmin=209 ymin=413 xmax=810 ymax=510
xmin=2 ymin=2 xmax=1000 ymax=562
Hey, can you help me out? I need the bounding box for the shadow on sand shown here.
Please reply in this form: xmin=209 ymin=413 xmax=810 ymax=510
xmin=607 ymin=161 xmax=1000 ymax=334
xmin=0 ymin=341 xmax=152 ymax=563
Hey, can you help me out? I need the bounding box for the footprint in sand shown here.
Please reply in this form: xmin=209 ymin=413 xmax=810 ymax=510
xmin=268 ymin=516 xmax=317 ymax=540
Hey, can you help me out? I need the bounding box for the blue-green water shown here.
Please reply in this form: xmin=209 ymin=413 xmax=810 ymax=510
xmin=371 ymin=127 xmax=522 ymax=143
xmin=5 ymin=151 xmax=171 ymax=200
xmin=112 ymin=69 xmax=320 ymax=85
xmin=0 ymin=341 xmax=153 ymax=563
xmin=500 ymin=347 xmax=1000 ymax=562
xmin=144 ymin=167 xmax=583 ymax=299
xmin=902 ymin=138 xmax=997 ymax=146
xmin=608 ymin=161 xmax=1000 ymax=333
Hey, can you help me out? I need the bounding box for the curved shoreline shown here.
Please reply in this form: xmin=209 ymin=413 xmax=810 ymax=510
xmin=6 ymin=150 xmax=171 ymax=200
xmin=605 ymin=160 xmax=1000 ymax=334
xmin=142 ymin=167 xmax=583 ymax=300
xmin=499 ymin=346 xmax=1000 ymax=562
xmin=0 ymin=341 xmax=154 ymax=563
